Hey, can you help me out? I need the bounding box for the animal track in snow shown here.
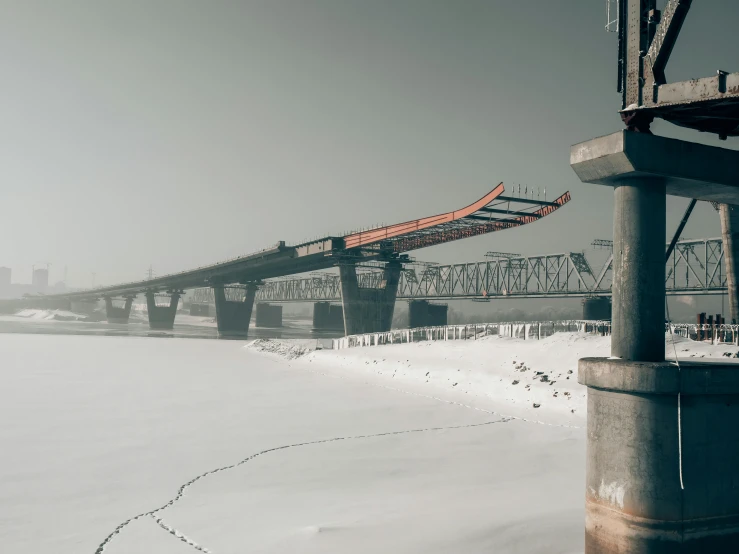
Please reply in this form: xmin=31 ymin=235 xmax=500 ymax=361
xmin=94 ymin=419 xmax=508 ymax=553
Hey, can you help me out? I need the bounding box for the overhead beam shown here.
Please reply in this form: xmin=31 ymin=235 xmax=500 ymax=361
xmin=464 ymin=213 xmax=540 ymax=222
xmin=476 ymin=207 xmax=543 ymax=218
xmin=494 ymin=195 xmax=561 ymax=207
xmin=665 ymin=198 xmax=697 ymax=262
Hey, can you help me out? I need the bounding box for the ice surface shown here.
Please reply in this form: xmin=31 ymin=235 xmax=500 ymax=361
xmin=1 ymin=331 xmax=733 ymax=553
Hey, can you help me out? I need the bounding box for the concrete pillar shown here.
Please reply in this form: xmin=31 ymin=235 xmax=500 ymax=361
xmin=255 ymin=303 xmax=282 ymax=328
xmin=145 ymin=291 xmax=180 ymax=330
xmin=213 ymin=284 xmax=257 ymax=337
xmin=582 ymin=297 xmax=612 ymax=321
xmin=339 ymin=261 xmax=400 ymax=336
xmin=312 ymin=302 xmax=344 ymax=330
xmin=611 ymin=182 xmax=666 ymax=361
xmin=720 ymin=204 xmax=739 ymax=323
xmin=104 ymin=295 xmax=135 ymax=324
xmin=571 ymin=132 xmax=739 ymax=552
xmin=409 ymin=300 xmax=448 ymax=328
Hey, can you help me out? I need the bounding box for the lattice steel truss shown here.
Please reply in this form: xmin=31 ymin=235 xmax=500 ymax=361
xmin=244 ymin=237 xmax=726 ymax=303
xmin=189 ymin=285 xmax=254 ymax=304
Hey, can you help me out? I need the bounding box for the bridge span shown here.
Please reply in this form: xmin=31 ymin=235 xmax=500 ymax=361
xmin=28 ymin=184 xmax=571 ymax=336
xmin=247 ymin=236 xmax=726 ymax=303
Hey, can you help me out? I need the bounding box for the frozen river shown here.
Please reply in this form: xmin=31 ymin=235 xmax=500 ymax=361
xmin=0 ymin=311 xmax=342 ymax=341
xmin=0 ymin=333 xmax=586 ymax=553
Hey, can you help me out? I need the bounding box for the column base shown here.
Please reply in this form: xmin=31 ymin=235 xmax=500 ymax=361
xmin=312 ymin=302 xmax=344 ymax=331
xmin=340 ymin=262 xmax=401 ymax=335
xmin=213 ymin=284 xmax=257 ymax=338
xmin=586 ymin=501 xmax=739 ymax=553
xmin=105 ymin=296 xmax=135 ymax=324
xmin=146 ymin=292 xmax=179 ymax=331
xmin=255 ymin=303 xmax=282 ymax=328
xmin=580 ymin=357 xmax=739 ymax=553
xmin=107 ymin=317 xmax=130 ymax=324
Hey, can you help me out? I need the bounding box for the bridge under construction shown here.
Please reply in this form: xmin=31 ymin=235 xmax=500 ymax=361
xmin=181 ymin=235 xmax=726 ymax=330
xmin=29 ymin=184 xmax=571 ymax=336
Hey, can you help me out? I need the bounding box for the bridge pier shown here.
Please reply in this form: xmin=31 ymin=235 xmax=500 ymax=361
xmin=255 ymin=303 xmax=282 ymax=328
xmin=408 ymin=300 xmax=448 ymax=328
xmin=339 ymin=261 xmax=400 ymax=335
xmin=720 ymin=204 xmax=739 ymax=323
xmin=582 ymin=297 xmax=611 ymax=321
xmin=313 ymin=302 xmax=344 ymax=331
xmin=213 ymin=284 xmax=257 ymax=338
xmin=312 ymin=302 xmax=344 ymax=331
xmin=104 ymin=295 xmax=135 ymax=324
xmin=145 ymin=291 xmax=180 ymax=330
xmin=572 ymin=132 xmax=739 ymax=552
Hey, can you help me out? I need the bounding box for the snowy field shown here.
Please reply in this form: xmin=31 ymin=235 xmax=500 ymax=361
xmin=1 ymin=331 xmax=734 ymax=553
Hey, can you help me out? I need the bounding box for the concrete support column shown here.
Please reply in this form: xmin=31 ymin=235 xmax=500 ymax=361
xmin=409 ymin=300 xmax=448 ymax=328
xmin=582 ymin=297 xmax=612 ymax=321
xmin=213 ymin=284 xmax=257 ymax=337
xmin=255 ymin=303 xmax=282 ymax=328
xmin=611 ymin=181 xmax=666 ymax=361
xmin=145 ymin=291 xmax=180 ymax=330
xmin=720 ymin=204 xmax=739 ymax=323
xmin=339 ymin=261 xmax=400 ymax=336
xmin=104 ymin=295 xmax=135 ymax=324
xmin=571 ymin=131 xmax=739 ymax=553
xmin=312 ymin=302 xmax=344 ymax=331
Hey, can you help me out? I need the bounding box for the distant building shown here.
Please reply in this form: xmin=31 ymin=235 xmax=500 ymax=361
xmin=32 ymin=268 xmax=49 ymax=290
xmin=0 ymin=267 xmax=10 ymax=287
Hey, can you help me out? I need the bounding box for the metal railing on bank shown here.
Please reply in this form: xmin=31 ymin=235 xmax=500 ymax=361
xmin=668 ymin=323 xmax=739 ymax=345
xmin=332 ymin=320 xmax=612 ymax=350
xmin=332 ymin=320 xmax=739 ymax=350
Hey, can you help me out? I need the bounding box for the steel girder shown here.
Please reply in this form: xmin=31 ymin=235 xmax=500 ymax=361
xmin=194 ymin=237 xmax=727 ymax=303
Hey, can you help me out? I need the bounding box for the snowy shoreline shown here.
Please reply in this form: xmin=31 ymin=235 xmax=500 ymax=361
xmin=248 ymin=331 xmax=739 ymax=427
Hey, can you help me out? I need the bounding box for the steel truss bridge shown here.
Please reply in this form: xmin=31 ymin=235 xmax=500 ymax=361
xmin=235 ymin=237 xmax=726 ymax=303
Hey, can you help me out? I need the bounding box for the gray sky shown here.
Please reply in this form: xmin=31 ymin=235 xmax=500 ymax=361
xmin=1 ymin=0 xmax=737 ymax=287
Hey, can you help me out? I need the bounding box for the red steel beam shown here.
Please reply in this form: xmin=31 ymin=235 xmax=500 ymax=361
xmin=343 ymin=183 xmax=506 ymax=249
xmin=388 ymin=191 xmax=571 ymax=253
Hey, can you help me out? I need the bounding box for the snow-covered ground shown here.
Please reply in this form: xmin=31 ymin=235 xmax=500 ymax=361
xmin=257 ymin=331 xmax=739 ymax=428
xmin=1 ymin=331 xmax=734 ymax=554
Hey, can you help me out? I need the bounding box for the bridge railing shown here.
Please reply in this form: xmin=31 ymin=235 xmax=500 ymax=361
xmin=332 ymin=319 xmax=612 ymax=349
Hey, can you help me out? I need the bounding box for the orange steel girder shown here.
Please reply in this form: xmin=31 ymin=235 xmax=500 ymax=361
xmin=342 ymin=183 xmax=571 ymax=253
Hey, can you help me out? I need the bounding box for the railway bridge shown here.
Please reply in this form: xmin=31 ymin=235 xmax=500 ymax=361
xmin=187 ymin=236 xmax=726 ymax=330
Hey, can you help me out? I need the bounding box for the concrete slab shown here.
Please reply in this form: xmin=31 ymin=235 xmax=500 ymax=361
xmin=570 ymin=131 xmax=739 ymax=203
